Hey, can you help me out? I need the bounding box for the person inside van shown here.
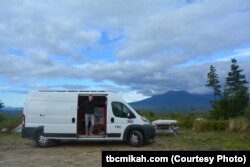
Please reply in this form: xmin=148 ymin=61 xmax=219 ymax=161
xmin=79 ymin=95 xmax=106 ymax=136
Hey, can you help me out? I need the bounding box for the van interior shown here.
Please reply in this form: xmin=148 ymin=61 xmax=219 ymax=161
xmin=77 ymin=95 xmax=107 ymax=137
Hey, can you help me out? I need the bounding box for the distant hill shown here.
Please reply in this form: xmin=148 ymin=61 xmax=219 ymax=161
xmin=130 ymin=91 xmax=214 ymax=112
xmin=0 ymin=107 xmax=23 ymax=115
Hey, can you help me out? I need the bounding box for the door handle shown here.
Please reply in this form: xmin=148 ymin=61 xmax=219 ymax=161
xmin=72 ymin=117 xmax=75 ymax=123
xmin=111 ymin=117 xmax=114 ymax=123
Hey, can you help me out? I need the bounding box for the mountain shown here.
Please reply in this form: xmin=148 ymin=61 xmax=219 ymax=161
xmin=130 ymin=91 xmax=214 ymax=112
xmin=0 ymin=107 xmax=23 ymax=115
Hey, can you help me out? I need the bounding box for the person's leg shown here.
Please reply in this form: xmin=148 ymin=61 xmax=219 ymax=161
xmin=85 ymin=114 xmax=90 ymax=135
xmin=89 ymin=114 xmax=95 ymax=135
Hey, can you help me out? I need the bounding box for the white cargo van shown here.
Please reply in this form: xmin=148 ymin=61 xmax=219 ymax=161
xmin=22 ymin=90 xmax=155 ymax=147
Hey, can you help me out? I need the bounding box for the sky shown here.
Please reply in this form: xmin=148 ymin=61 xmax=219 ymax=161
xmin=0 ymin=0 xmax=250 ymax=107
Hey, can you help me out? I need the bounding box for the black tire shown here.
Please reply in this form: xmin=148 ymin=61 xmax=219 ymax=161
xmin=128 ymin=130 xmax=144 ymax=147
xmin=35 ymin=131 xmax=55 ymax=148
xmin=53 ymin=140 xmax=62 ymax=146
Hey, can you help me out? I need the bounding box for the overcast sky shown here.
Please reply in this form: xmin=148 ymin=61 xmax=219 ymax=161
xmin=0 ymin=0 xmax=250 ymax=107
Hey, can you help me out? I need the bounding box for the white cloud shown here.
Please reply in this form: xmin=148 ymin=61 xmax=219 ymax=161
xmin=0 ymin=0 xmax=250 ymax=103
xmin=117 ymin=0 xmax=250 ymax=59
xmin=118 ymin=90 xmax=150 ymax=103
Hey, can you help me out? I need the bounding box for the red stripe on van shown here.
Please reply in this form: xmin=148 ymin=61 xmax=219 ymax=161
xmin=104 ymin=104 xmax=107 ymax=133
xmin=22 ymin=114 xmax=25 ymax=127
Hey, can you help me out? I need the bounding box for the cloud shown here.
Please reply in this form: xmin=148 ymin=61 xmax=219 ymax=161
xmin=0 ymin=0 xmax=250 ymax=101
xmin=117 ymin=0 xmax=250 ymax=59
xmin=0 ymin=0 xmax=102 ymax=60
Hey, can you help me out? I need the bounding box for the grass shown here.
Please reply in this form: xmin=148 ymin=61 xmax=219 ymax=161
xmin=0 ymin=113 xmax=22 ymax=130
xmin=154 ymin=128 xmax=250 ymax=150
xmin=0 ymin=132 xmax=22 ymax=145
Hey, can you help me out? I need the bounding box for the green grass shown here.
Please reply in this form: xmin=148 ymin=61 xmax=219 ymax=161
xmin=0 ymin=114 xmax=22 ymax=130
xmin=0 ymin=132 xmax=22 ymax=145
xmin=155 ymin=128 xmax=250 ymax=150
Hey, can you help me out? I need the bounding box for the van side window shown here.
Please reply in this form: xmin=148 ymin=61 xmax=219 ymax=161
xmin=111 ymin=102 xmax=135 ymax=118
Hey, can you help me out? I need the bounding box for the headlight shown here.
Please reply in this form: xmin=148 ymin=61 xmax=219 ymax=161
xmin=141 ymin=116 xmax=150 ymax=123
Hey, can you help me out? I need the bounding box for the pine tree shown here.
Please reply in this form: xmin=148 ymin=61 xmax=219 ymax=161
xmin=0 ymin=101 xmax=4 ymax=122
xmin=225 ymin=59 xmax=248 ymax=95
xmin=224 ymin=58 xmax=249 ymax=118
xmin=0 ymin=100 xmax=4 ymax=110
xmin=206 ymin=65 xmax=221 ymax=99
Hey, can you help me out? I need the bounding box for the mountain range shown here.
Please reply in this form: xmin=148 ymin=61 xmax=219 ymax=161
xmin=0 ymin=107 xmax=23 ymax=115
xmin=129 ymin=91 xmax=214 ymax=112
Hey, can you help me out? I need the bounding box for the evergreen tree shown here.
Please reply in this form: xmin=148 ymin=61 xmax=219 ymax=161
xmin=207 ymin=59 xmax=249 ymax=119
xmin=0 ymin=100 xmax=4 ymax=110
xmin=209 ymin=98 xmax=226 ymax=120
xmin=225 ymin=58 xmax=248 ymax=96
xmin=0 ymin=100 xmax=4 ymax=121
xmin=206 ymin=65 xmax=221 ymax=99
xmin=223 ymin=58 xmax=249 ymax=117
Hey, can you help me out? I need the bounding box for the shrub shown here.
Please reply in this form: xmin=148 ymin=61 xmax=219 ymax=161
xmin=139 ymin=111 xmax=158 ymax=122
xmin=193 ymin=120 xmax=228 ymax=132
xmin=0 ymin=115 xmax=22 ymax=130
xmin=0 ymin=113 xmax=5 ymax=122
xmin=178 ymin=113 xmax=196 ymax=128
xmin=243 ymin=103 xmax=250 ymax=119
xmin=228 ymin=117 xmax=250 ymax=132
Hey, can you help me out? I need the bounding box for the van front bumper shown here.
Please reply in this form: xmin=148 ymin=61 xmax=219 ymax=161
xmin=143 ymin=124 xmax=156 ymax=140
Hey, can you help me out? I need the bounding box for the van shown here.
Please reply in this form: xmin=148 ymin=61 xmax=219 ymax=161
xmin=22 ymin=90 xmax=155 ymax=147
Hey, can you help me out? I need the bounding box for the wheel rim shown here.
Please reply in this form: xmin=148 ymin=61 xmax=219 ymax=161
xmin=130 ymin=134 xmax=139 ymax=145
xmin=38 ymin=135 xmax=48 ymax=145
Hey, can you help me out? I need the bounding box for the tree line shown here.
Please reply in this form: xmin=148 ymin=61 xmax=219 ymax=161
xmin=206 ymin=58 xmax=249 ymax=120
xmin=0 ymin=100 xmax=4 ymax=110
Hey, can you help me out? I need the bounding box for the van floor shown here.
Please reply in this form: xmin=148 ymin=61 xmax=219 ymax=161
xmin=77 ymin=135 xmax=106 ymax=138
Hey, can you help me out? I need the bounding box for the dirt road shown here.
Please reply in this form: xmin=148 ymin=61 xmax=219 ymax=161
xmin=0 ymin=136 xmax=160 ymax=167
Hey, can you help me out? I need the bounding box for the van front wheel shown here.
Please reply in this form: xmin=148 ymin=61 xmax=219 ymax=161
xmin=128 ymin=130 xmax=144 ymax=147
xmin=35 ymin=131 xmax=54 ymax=148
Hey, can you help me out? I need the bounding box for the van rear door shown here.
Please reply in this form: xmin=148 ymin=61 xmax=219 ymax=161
xmin=26 ymin=100 xmax=45 ymax=127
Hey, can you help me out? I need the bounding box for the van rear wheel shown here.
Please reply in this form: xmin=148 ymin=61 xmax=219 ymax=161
xmin=35 ymin=131 xmax=54 ymax=148
xmin=128 ymin=130 xmax=144 ymax=147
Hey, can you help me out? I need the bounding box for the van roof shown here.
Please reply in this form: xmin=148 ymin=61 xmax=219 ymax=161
xmin=29 ymin=90 xmax=119 ymax=97
xmin=28 ymin=90 xmax=123 ymax=101
xmin=37 ymin=90 xmax=116 ymax=93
